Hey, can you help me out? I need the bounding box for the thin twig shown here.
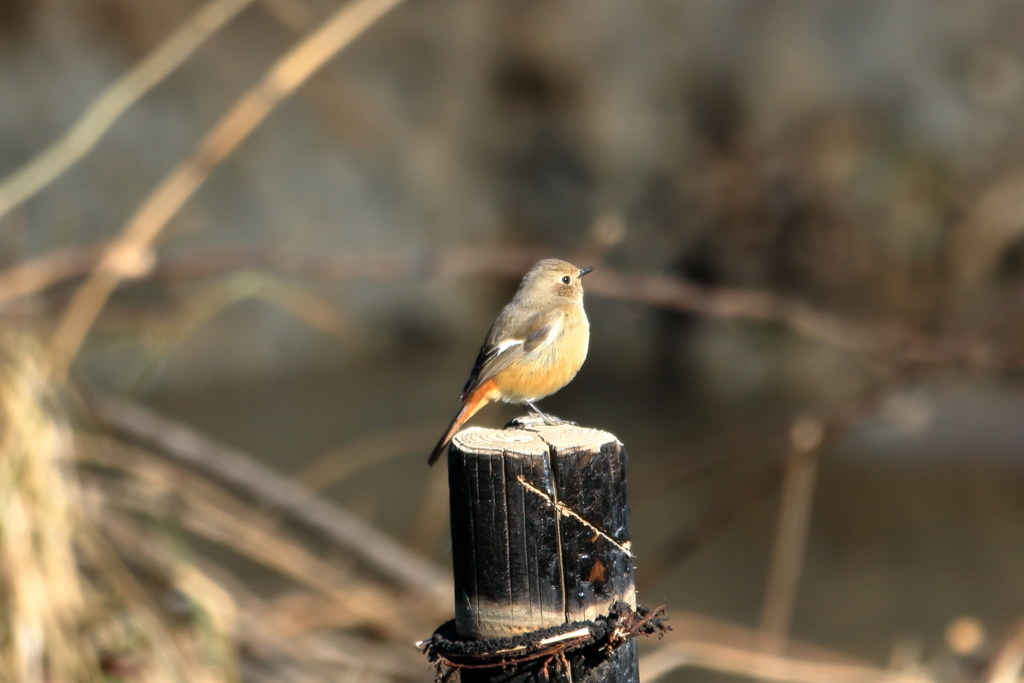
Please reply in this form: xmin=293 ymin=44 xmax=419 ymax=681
xmin=86 ymin=393 xmax=452 ymax=609
xmin=0 ymin=0 xmax=258 ymax=223
xmin=48 ymin=0 xmax=406 ymax=378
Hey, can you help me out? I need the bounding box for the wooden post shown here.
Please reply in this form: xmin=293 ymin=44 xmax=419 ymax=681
xmin=446 ymin=416 xmax=637 ymax=682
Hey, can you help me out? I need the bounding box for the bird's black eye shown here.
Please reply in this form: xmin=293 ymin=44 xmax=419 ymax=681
xmin=561 ymin=275 xmax=571 ymax=284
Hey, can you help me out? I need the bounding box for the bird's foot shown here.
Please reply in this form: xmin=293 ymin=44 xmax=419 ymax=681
xmin=506 ymin=413 xmax=577 ymax=430
xmin=508 ymin=413 xmax=545 ymax=429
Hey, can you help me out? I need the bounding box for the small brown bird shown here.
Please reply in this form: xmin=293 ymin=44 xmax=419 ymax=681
xmin=427 ymin=259 xmax=593 ymax=465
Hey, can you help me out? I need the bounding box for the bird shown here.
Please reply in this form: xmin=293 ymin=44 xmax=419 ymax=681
xmin=427 ymin=259 xmax=592 ymax=465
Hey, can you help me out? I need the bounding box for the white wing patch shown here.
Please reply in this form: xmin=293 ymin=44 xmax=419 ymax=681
xmin=495 ymin=338 xmax=523 ymax=353
xmin=493 ymin=315 xmax=560 ymax=358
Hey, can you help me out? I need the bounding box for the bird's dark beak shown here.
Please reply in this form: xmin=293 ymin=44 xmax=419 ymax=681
xmin=579 ymin=267 xmax=594 ymax=278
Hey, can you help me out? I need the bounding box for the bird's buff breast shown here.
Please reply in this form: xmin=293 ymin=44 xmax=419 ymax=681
xmin=492 ymin=316 xmax=590 ymax=403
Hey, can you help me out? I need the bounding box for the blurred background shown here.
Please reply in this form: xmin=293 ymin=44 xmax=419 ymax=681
xmin=3 ymin=0 xmax=1024 ymax=681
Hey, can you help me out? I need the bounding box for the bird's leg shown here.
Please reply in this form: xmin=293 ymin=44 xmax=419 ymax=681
xmin=524 ymin=400 xmax=551 ymax=421
xmin=525 ymin=401 xmax=576 ymax=426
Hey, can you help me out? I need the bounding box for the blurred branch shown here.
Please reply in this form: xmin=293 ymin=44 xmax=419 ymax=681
xmin=90 ymin=452 xmax=416 ymax=639
xmin=86 ymin=393 xmax=452 ymax=610
xmin=0 ymin=246 xmax=545 ymax=307
xmin=0 ymin=242 xmax=997 ymax=369
xmin=91 ymin=499 xmax=425 ymax=680
xmin=294 ymin=423 xmax=442 ymax=492
xmin=73 ymin=521 xmax=195 ymax=679
xmin=588 ymin=268 xmax=994 ymax=368
xmin=128 ymin=271 xmax=355 ymax=390
xmin=640 ymin=637 xmax=931 ymax=683
xmin=646 ymin=404 xmax=873 ymax=588
xmin=0 ymin=246 xmax=103 ymax=307
xmin=986 ymin=617 xmax=1024 ymax=683
xmin=759 ymin=418 xmax=824 ymax=652
xmin=237 ymin=624 xmax=425 ymax=681
xmin=48 ymin=0 xmax=406 ymax=379
xmin=153 ymin=245 xmax=545 ymax=281
xmin=665 ymin=610 xmax=870 ymax=665
xmin=261 ymin=0 xmax=315 ymax=31
xmin=632 ymin=422 xmax=788 ymax=500
xmin=584 ymin=269 xmax=880 ymax=354
xmin=640 ymin=610 xmax=934 ymax=683
xmin=0 ymin=0 xmax=257 ymax=223
xmin=647 ymin=456 xmax=786 ymax=584
xmin=405 ymin=464 xmax=449 ymax=556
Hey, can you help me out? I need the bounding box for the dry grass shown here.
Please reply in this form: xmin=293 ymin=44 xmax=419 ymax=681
xmin=0 ymin=335 xmax=93 ymax=682
xmin=0 ymin=330 xmax=434 ymax=682
xmin=0 ymin=334 xmax=238 ymax=683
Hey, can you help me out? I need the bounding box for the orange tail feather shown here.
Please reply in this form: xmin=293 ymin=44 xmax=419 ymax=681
xmin=427 ymin=382 xmax=497 ymax=466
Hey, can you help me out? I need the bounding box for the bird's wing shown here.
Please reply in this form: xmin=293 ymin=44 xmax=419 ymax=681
xmin=460 ymin=308 xmax=564 ymax=401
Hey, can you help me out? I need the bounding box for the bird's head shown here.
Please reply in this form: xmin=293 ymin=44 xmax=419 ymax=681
xmin=519 ymin=259 xmax=593 ymax=305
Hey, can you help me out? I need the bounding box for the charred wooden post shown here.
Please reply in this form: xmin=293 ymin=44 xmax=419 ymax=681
xmin=446 ymin=415 xmax=637 ymax=682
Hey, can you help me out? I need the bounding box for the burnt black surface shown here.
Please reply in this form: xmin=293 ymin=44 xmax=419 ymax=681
xmin=553 ymin=439 xmax=634 ymax=621
xmin=448 ymin=445 xmax=564 ymax=633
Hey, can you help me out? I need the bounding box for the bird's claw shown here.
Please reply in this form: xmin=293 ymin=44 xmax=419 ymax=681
xmin=507 ymin=416 xmax=536 ymax=430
